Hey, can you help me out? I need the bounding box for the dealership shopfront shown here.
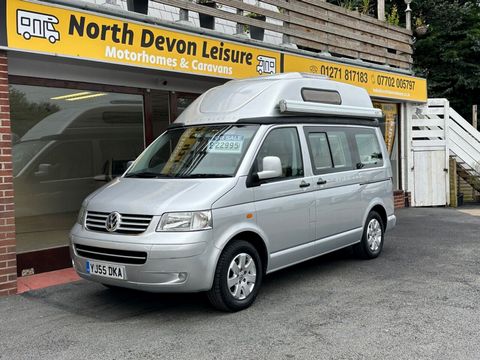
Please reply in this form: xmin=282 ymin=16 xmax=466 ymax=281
xmin=0 ymin=0 xmax=426 ymax=295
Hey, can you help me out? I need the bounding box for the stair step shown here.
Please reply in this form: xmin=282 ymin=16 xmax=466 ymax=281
xmin=457 ymin=172 xmax=480 ymax=192
xmin=458 ymin=170 xmax=479 ymax=177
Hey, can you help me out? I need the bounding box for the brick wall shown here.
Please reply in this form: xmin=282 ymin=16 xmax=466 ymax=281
xmin=394 ymin=190 xmax=405 ymax=209
xmin=0 ymin=50 xmax=16 ymax=296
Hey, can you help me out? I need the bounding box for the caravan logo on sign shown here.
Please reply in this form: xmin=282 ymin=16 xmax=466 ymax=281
xmin=256 ymin=55 xmax=276 ymax=75
xmin=16 ymin=10 xmax=60 ymax=44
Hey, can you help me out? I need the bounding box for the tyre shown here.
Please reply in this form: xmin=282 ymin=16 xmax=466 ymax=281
xmin=353 ymin=211 xmax=384 ymax=259
xmin=207 ymin=240 xmax=263 ymax=312
xmin=23 ymin=32 xmax=31 ymax=40
xmin=48 ymin=36 xmax=56 ymax=44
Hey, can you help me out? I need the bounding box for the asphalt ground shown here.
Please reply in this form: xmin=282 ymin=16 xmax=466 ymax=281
xmin=1 ymin=207 xmax=480 ymax=360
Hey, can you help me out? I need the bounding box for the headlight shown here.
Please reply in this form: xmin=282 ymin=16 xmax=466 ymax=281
xmin=157 ymin=211 xmax=212 ymax=232
xmin=77 ymin=205 xmax=86 ymax=225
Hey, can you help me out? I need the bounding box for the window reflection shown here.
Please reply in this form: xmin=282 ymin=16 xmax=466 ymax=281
xmin=373 ymin=102 xmax=399 ymax=189
xmin=10 ymin=85 xmax=144 ymax=252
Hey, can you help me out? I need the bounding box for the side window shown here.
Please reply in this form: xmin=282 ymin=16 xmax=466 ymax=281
xmin=305 ymin=127 xmax=354 ymax=174
xmin=255 ymin=127 xmax=303 ymax=179
xmin=307 ymin=133 xmax=333 ymax=172
xmin=354 ymin=131 xmax=383 ymax=168
xmin=327 ymin=131 xmax=353 ymax=170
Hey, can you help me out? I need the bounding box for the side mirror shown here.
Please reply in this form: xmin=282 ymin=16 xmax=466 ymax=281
xmin=257 ymin=156 xmax=282 ymax=180
xmin=34 ymin=163 xmax=51 ymax=178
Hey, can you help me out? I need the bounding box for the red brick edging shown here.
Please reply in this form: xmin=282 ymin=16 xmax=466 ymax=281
xmin=0 ymin=50 xmax=17 ymax=296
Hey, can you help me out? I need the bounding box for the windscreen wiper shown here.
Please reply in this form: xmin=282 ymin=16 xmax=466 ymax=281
xmin=125 ymin=171 xmax=169 ymax=178
xmin=178 ymin=174 xmax=232 ymax=178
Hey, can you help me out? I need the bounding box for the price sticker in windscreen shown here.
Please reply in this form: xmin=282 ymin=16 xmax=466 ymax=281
xmin=207 ymin=135 xmax=244 ymax=154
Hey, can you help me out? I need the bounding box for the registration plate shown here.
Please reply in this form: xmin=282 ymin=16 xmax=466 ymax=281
xmin=86 ymin=260 xmax=126 ymax=280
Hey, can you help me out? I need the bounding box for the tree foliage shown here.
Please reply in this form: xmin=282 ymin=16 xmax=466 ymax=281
xmin=9 ymin=87 xmax=60 ymax=141
xmin=328 ymin=0 xmax=480 ymax=120
xmin=411 ymin=0 xmax=480 ymax=120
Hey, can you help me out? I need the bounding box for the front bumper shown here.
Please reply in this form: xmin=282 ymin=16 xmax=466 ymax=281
xmin=70 ymin=224 xmax=220 ymax=293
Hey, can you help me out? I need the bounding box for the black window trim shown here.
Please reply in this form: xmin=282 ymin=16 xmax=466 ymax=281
xmin=304 ymin=131 xmax=334 ymax=175
xmin=237 ymin=116 xmax=381 ymax=127
xmin=303 ymin=126 xmax=356 ymax=175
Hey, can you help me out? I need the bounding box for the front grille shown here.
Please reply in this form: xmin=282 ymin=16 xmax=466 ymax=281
xmin=75 ymin=244 xmax=147 ymax=265
xmin=85 ymin=211 xmax=153 ymax=234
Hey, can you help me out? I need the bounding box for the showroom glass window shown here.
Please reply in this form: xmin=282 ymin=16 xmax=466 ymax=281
xmin=9 ymin=85 xmax=144 ymax=253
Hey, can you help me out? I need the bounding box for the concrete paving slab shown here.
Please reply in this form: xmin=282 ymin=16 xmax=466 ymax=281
xmin=457 ymin=204 xmax=480 ymax=217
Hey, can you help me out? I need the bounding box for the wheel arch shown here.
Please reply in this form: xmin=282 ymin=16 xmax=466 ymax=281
xmin=367 ymin=203 xmax=388 ymax=230
xmin=219 ymin=231 xmax=269 ymax=275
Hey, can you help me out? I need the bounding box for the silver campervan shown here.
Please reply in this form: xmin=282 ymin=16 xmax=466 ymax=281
xmin=70 ymin=73 xmax=396 ymax=311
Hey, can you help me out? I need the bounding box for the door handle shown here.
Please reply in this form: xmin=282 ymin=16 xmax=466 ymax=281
xmin=299 ymin=181 xmax=311 ymax=188
xmin=317 ymin=178 xmax=327 ymax=185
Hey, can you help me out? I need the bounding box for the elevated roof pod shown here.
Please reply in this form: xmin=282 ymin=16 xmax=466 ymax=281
xmin=174 ymin=73 xmax=382 ymax=126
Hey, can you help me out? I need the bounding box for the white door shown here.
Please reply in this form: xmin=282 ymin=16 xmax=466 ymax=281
xmin=413 ymin=150 xmax=447 ymax=206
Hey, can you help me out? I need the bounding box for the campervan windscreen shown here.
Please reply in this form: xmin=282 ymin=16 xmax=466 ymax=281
xmin=126 ymin=125 xmax=259 ymax=178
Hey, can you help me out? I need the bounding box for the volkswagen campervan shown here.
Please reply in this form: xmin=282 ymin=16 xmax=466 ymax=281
xmin=70 ymin=73 xmax=396 ymax=311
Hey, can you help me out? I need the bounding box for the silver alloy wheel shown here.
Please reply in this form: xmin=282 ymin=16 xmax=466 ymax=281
xmin=227 ymin=253 xmax=257 ymax=300
xmin=366 ymin=218 xmax=382 ymax=252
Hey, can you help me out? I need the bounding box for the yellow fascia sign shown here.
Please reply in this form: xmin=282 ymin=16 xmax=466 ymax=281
xmin=284 ymin=54 xmax=427 ymax=102
xmin=6 ymin=0 xmax=427 ymax=102
xmin=7 ymin=0 xmax=280 ymax=78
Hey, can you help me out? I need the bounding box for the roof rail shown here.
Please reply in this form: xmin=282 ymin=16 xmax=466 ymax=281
xmin=278 ymin=99 xmax=382 ymax=119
